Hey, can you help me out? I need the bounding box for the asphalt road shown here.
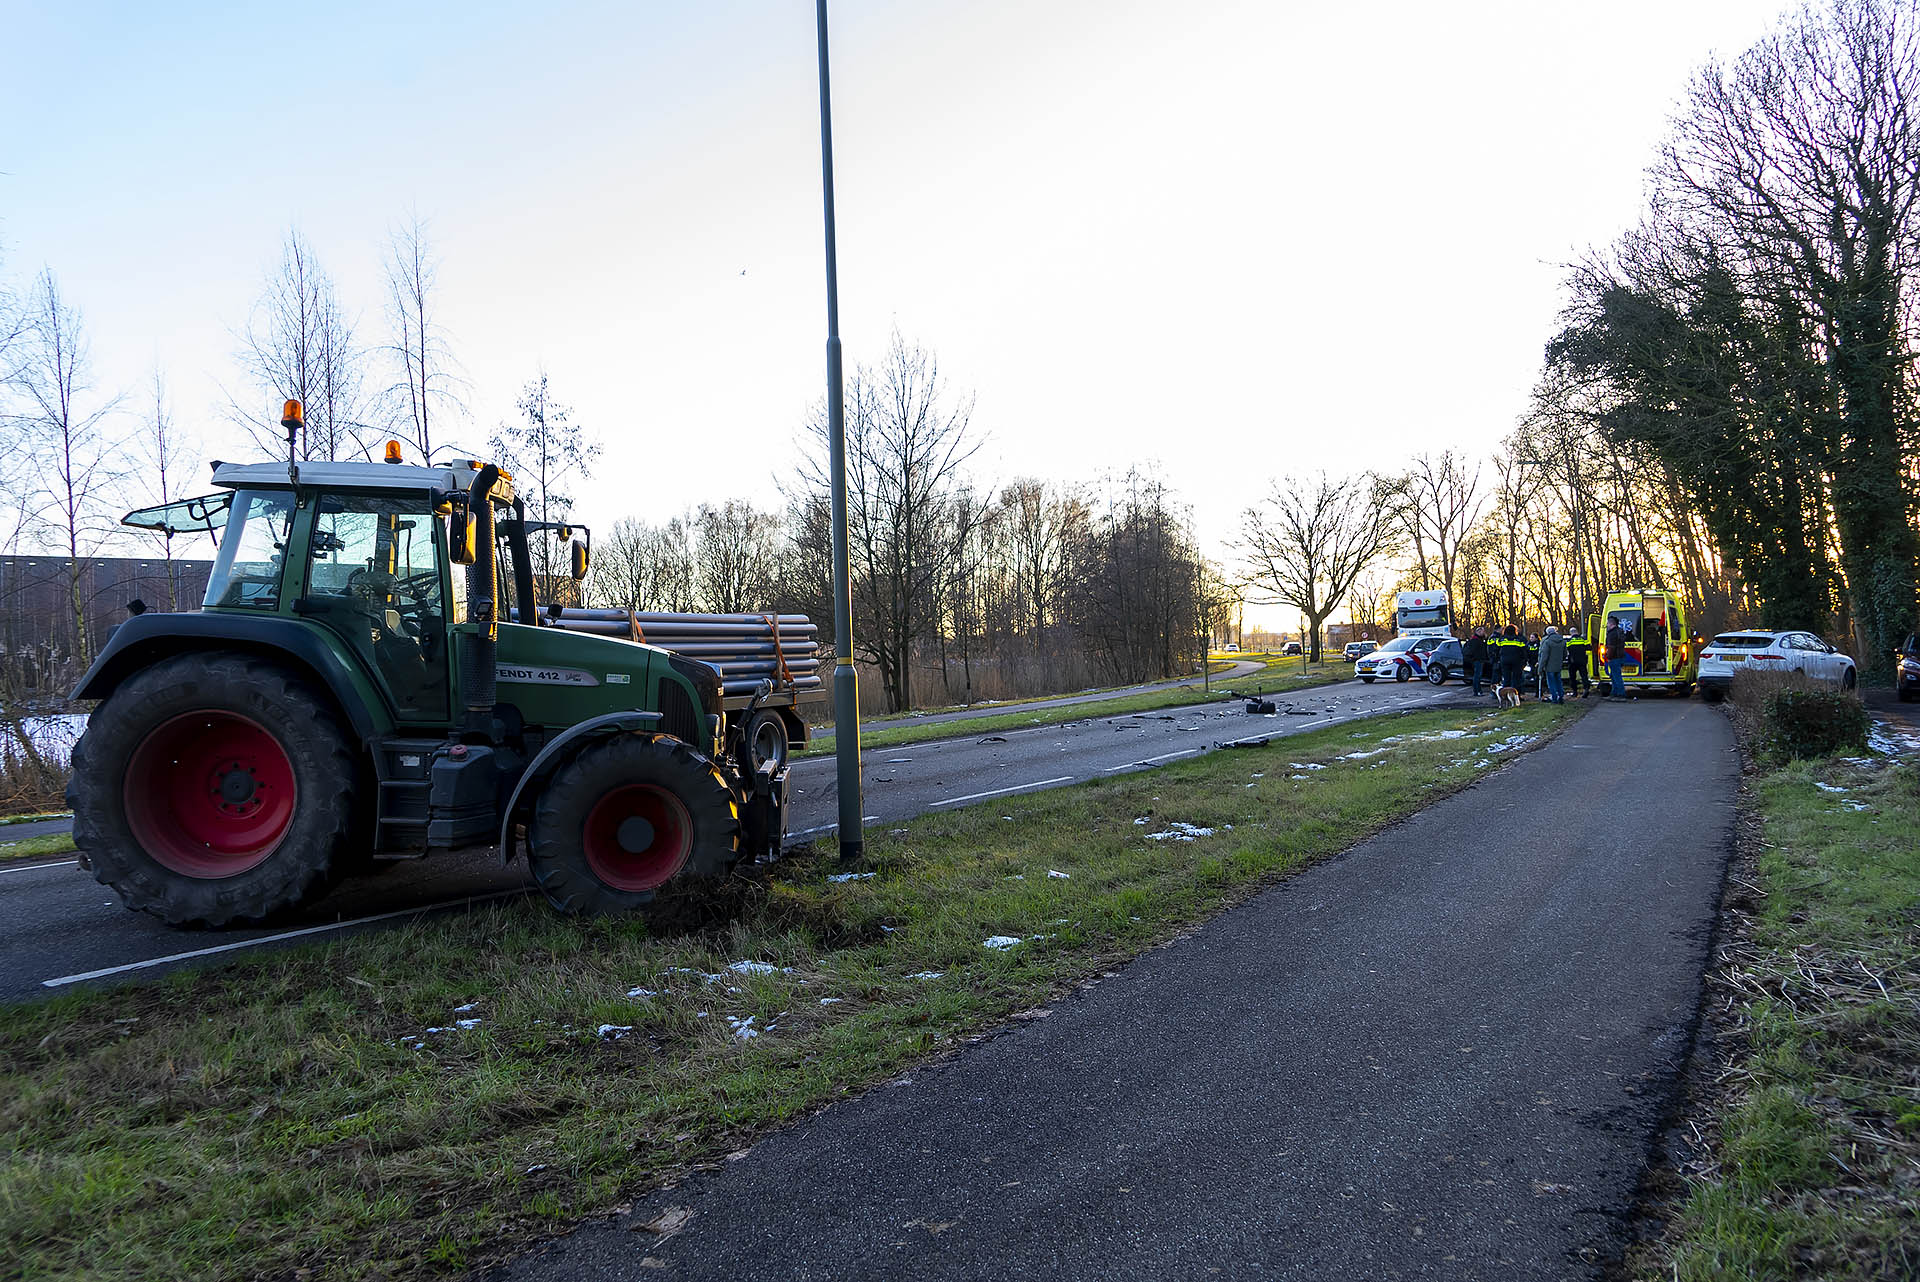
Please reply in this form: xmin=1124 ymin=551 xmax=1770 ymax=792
xmin=0 ymin=677 xmax=1465 ymax=1003
xmin=485 ymin=696 xmax=1738 ymax=1282
xmin=805 ymin=656 xmax=1272 ymax=742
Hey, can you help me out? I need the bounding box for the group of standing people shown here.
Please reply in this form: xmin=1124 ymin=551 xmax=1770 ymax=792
xmin=1461 ymin=625 xmax=1594 ymax=703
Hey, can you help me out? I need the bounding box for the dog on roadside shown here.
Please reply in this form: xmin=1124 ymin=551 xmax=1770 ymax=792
xmin=1496 ymin=685 xmax=1522 ymax=709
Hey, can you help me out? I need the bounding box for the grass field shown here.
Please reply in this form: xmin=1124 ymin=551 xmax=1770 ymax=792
xmin=0 ymin=831 xmax=75 ymax=862
xmin=1639 ymin=730 xmax=1919 ymax=1280
xmin=0 ymin=699 xmax=1575 ymax=1282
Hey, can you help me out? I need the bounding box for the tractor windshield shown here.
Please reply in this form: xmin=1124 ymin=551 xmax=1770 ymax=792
xmin=203 ymin=490 xmax=296 ymax=610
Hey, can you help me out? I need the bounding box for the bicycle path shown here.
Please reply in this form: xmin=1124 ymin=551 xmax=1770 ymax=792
xmin=491 ymin=696 xmax=1738 ymax=1282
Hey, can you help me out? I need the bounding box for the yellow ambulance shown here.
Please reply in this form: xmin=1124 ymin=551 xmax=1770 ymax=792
xmin=1586 ymin=589 xmax=1698 ymax=694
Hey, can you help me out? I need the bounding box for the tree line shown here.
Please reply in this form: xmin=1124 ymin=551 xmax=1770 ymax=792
xmin=1533 ymin=0 xmax=1920 ymax=673
xmin=590 ymin=331 xmax=1222 ymax=714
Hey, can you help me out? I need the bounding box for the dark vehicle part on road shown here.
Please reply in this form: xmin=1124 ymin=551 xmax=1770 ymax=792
xmin=70 ymin=416 xmax=825 ymax=926
xmin=1423 ymin=639 xmax=1464 ymax=686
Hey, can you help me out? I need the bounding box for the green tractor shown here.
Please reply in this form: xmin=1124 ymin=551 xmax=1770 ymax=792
xmin=68 ymin=426 xmax=824 ymax=926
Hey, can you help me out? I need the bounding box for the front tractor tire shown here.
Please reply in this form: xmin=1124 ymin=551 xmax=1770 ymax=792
xmin=528 ymin=735 xmax=742 ymax=915
xmin=70 ymin=654 xmax=358 ymax=927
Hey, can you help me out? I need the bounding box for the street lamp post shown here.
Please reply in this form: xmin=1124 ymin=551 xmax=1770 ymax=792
xmin=815 ymin=0 xmax=864 ymax=860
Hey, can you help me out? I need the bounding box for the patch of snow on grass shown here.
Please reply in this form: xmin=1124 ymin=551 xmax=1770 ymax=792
xmin=596 ymin=1024 xmax=634 ymax=1040
xmin=728 ymin=960 xmax=794 ymax=976
xmin=726 ymin=1016 xmax=760 ymax=1040
xmin=1867 ymin=720 xmax=1920 ymax=757
xmin=908 ymin=971 xmax=944 ymax=980
xmin=826 ymin=872 xmax=875 ymax=883
xmin=982 ymin=935 xmax=1024 ymax=950
xmin=626 ymin=987 xmax=658 ymax=999
xmin=1144 ymin=821 xmax=1215 ymax=842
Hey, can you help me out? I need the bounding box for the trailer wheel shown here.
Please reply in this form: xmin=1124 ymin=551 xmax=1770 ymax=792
xmin=737 ymin=708 xmax=791 ymax=776
xmin=70 ymin=653 xmax=356 ymax=927
xmin=529 ymin=735 xmax=741 ymax=914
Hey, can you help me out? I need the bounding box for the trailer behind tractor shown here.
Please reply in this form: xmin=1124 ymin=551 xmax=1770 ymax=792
xmin=68 ymin=417 xmax=828 ymax=926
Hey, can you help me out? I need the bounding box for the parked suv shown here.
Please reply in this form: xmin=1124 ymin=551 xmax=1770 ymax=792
xmin=1343 ymin=640 xmax=1378 ymax=661
xmin=1695 ymin=631 xmax=1857 ymax=703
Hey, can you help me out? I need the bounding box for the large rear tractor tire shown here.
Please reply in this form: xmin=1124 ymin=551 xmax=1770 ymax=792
xmin=528 ymin=735 xmax=742 ymax=915
xmin=70 ymin=653 xmax=358 ymax=927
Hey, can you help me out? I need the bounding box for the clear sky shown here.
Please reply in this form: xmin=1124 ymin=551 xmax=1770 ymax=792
xmin=1 ymin=0 xmax=1786 ymax=626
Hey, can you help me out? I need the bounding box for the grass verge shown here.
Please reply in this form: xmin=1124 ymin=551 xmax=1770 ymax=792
xmin=0 ymin=811 xmax=73 ymax=827
xmin=802 ymin=661 xmax=1351 ymax=757
xmin=0 ymin=699 xmax=1575 ymax=1282
xmin=0 ymin=831 xmax=76 ymax=862
xmin=1635 ymin=725 xmax=1919 ymax=1280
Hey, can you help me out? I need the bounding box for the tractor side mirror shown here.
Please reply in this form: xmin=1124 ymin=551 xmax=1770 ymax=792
xmin=448 ymin=510 xmax=477 ymax=565
xmin=570 ymin=538 xmax=590 ymax=581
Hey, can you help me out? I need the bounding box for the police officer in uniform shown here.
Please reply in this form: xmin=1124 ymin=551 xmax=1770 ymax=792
xmin=1564 ymin=630 xmax=1591 ymax=697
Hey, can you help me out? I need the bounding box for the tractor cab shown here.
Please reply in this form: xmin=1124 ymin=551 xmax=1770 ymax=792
xmin=125 ymin=456 xmax=536 ymax=731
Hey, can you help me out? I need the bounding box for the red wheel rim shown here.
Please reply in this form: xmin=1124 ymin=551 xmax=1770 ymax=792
xmin=123 ymin=712 xmax=298 ymax=878
xmin=581 ymin=784 xmax=694 ymax=892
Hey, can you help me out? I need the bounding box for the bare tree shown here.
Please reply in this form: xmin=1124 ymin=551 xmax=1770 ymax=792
xmin=382 ymin=214 xmax=466 ymax=461
xmin=693 ymin=499 xmax=782 ymax=615
xmin=1387 ymin=451 xmax=1485 ymax=602
xmin=491 ymin=371 xmax=600 ymax=604
xmin=15 ymin=270 xmax=123 ymax=666
xmin=135 ymin=368 xmax=197 ymax=610
xmin=591 ymin=515 xmax=697 ymax=612
xmin=1346 ymin=567 xmax=1392 ymax=641
xmin=231 ymin=229 xmax=372 ymax=461
xmin=1239 ymin=472 xmax=1395 ymax=664
xmin=794 ymin=330 xmax=982 ymax=711
xmin=998 ymin=478 xmax=1079 ymax=639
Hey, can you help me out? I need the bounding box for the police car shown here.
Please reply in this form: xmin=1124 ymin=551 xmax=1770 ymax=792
xmin=1356 ymin=635 xmax=1445 ymax=683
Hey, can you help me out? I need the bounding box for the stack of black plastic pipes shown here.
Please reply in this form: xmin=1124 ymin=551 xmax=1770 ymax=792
xmin=547 ymin=609 xmax=821 ymax=696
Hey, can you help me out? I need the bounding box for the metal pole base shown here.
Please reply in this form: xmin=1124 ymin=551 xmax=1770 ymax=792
xmin=833 ymin=661 xmax=863 ymax=860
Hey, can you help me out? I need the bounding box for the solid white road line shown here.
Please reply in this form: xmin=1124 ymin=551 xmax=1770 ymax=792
xmin=40 ymin=890 xmax=528 ymax=988
xmin=1103 ymin=748 xmax=1200 ymax=773
xmin=0 ymin=859 xmax=80 ymax=876
xmin=933 ymin=776 xmax=1075 ymax=807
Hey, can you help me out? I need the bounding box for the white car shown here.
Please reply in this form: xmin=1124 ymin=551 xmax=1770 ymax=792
xmin=1695 ymin=630 xmax=1856 ymax=703
xmin=1355 ymin=635 xmax=1443 ymax=684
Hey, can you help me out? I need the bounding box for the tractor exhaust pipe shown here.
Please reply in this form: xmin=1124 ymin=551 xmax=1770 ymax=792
xmin=463 ymin=465 xmax=501 ymax=738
